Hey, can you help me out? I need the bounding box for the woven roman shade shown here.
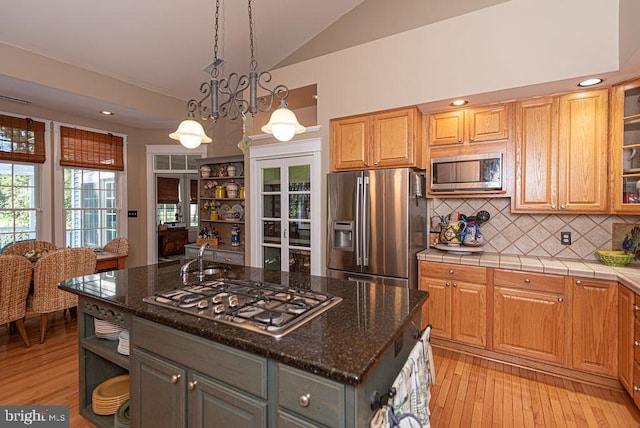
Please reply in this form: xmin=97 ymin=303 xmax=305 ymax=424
xmin=0 ymin=114 xmax=46 ymax=163
xmin=60 ymin=126 xmax=124 ymax=171
xmin=190 ymin=179 xmax=198 ymax=203
xmin=157 ymin=177 xmax=180 ymax=204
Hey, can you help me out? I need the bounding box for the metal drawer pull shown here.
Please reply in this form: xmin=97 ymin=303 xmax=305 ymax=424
xmin=635 ymin=341 xmax=640 ymax=347
xmin=524 ymin=278 xmax=531 ymax=284
xmin=448 ymin=269 xmax=454 ymax=274
xmin=187 ymin=381 xmax=198 ymax=391
xmin=170 ymin=374 xmax=181 ymax=384
xmin=225 ymin=257 xmax=231 ymax=262
xmin=445 ymin=282 xmax=450 ymax=287
xmin=635 ymin=386 xmax=640 ymax=392
xmin=299 ymin=393 xmax=311 ymax=407
xmin=575 ymin=280 xmax=583 ymax=286
xmin=453 ymin=283 xmax=458 ymax=288
xmin=634 ymin=305 xmax=640 ymax=311
xmin=558 ymin=297 xmax=564 ymax=303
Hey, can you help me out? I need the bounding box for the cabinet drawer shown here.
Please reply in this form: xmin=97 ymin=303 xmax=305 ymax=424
xmin=215 ymin=250 xmax=245 ymax=266
xmin=420 ymin=261 xmax=486 ymax=284
xmin=278 ymin=363 xmax=345 ymax=427
xmin=133 ymin=317 xmax=267 ymax=399
xmin=494 ymin=269 xmax=565 ymax=294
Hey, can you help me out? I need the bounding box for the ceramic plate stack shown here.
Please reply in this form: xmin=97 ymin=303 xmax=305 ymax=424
xmin=94 ymin=318 xmax=124 ymax=340
xmin=92 ymin=375 xmax=130 ymax=415
xmin=114 ymin=399 xmax=130 ymax=428
xmin=117 ymin=329 xmax=130 ymax=356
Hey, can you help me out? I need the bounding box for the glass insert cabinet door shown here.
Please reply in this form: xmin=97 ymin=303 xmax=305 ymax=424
xmin=257 ymin=157 xmax=313 ymax=273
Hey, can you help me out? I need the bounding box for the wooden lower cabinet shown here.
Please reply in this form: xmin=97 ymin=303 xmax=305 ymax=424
xmin=571 ymin=278 xmax=618 ymax=376
xmin=619 ymin=285 xmax=634 ymax=394
xmin=419 ymin=261 xmax=486 ymax=348
xmin=493 ymin=285 xmax=567 ymax=365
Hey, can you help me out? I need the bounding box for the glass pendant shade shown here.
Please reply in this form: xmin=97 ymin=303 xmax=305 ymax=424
xmin=261 ymin=106 xmax=306 ymax=142
xmin=169 ymin=118 xmax=212 ymax=149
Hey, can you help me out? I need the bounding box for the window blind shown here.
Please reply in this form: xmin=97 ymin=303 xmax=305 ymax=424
xmin=0 ymin=114 xmax=46 ymax=163
xmin=157 ymin=177 xmax=180 ymax=204
xmin=60 ymin=126 xmax=124 ymax=171
xmin=190 ymin=179 xmax=198 ymax=203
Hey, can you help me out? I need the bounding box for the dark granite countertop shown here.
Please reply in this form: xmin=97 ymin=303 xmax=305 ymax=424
xmin=60 ymin=262 xmax=428 ymax=386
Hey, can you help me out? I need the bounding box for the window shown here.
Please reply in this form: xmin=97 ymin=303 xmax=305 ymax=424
xmin=0 ymin=162 xmax=37 ymax=248
xmin=157 ymin=204 xmax=179 ymax=224
xmin=64 ymin=168 xmax=117 ymax=248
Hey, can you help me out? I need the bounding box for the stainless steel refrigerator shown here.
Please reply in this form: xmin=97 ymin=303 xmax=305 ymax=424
xmin=327 ymin=168 xmax=427 ymax=288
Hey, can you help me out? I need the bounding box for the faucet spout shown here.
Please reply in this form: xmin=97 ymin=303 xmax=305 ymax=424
xmin=198 ymin=242 xmax=210 ymax=274
xmin=180 ymin=259 xmax=198 ymax=284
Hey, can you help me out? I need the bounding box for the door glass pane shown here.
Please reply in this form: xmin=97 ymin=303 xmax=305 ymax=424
xmin=155 ymin=155 xmax=170 ymax=169
xmin=263 ymin=246 xmax=281 ymax=270
xmin=288 ymin=194 xmax=310 ymax=220
xmin=262 ymin=168 xmax=281 ymax=192
xmin=289 ymin=221 xmax=310 ymax=247
xmin=263 ymin=221 xmax=281 ymax=244
xmin=289 ymin=249 xmax=311 ymax=273
xmin=288 ymin=165 xmax=310 ymax=191
xmin=262 ymin=195 xmax=281 ymax=218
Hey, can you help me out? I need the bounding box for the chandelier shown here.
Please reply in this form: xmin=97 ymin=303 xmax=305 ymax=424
xmin=169 ymin=0 xmax=306 ymax=149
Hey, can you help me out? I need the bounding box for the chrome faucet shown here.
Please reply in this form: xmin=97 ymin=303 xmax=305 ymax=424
xmin=180 ymin=259 xmax=198 ymax=284
xmin=198 ymin=242 xmax=210 ymax=274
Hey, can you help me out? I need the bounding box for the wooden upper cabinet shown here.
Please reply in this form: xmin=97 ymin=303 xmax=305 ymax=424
xmin=611 ymin=77 xmax=640 ymax=213
xmin=429 ymin=103 xmax=509 ymax=147
xmin=330 ymin=107 xmax=421 ymax=171
xmin=513 ymin=89 xmax=608 ymax=213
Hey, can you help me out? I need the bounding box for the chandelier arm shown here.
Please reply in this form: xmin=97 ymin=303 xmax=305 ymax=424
xmin=218 ymin=73 xmax=251 ymax=120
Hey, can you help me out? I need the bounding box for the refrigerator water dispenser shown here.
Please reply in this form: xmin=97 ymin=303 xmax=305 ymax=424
xmin=333 ymin=221 xmax=354 ymax=251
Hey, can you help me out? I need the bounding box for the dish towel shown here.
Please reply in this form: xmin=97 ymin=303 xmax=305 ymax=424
xmin=371 ymin=326 xmax=435 ymax=428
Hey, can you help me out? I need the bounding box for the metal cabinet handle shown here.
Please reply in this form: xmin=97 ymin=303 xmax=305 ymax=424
xmin=635 ymin=341 xmax=640 ymax=347
xmin=558 ymin=297 xmax=564 ymax=303
xmin=457 ymin=138 xmax=463 ymax=143
xmin=445 ymin=282 xmax=451 ymax=287
xmin=551 ymin=204 xmax=557 ymax=209
xmin=364 ymin=162 xmax=370 ymax=167
xmin=524 ymin=278 xmax=531 ymax=284
xmin=299 ymin=393 xmax=311 ymax=408
xmin=635 ymin=386 xmax=640 ymax=392
xmin=560 ymin=205 xmax=566 ymax=209
xmin=470 ymin=137 xmax=475 ymax=142
xmin=448 ymin=269 xmax=454 ymax=274
xmin=634 ymin=305 xmax=640 ymax=311
xmin=575 ymin=280 xmax=583 ymax=286
xmin=170 ymin=374 xmax=181 ymax=384
xmin=374 ymin=162 xmax=379 ymax=166
xmin=453 ymin=283 xmax=458 ymax=288
xmin=187 ymin=381 xmax=198 ymax=391
xmin=224 ymin=257 xmax=231 ymax=262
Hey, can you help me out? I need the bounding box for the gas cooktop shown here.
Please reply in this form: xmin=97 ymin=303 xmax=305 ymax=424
xmin=143 ymin=278 xmax=342 ymax=338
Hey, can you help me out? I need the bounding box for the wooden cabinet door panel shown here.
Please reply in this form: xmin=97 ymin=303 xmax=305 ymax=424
xmin=468 ymin=105 xmax=509 ymax=143
xmin=571 ymin=278 xmax=617 ymax=376
xmin=558 ymin=89 xmax=608 ymax=212
xmin=330 ymin=116 xmax=370 ymax=170
xmin=421 ymin=277 xmax=451 ymax=339
xmin=372 ymin=109 xmax=416 ymax=167
xmin=429 ymin=110 xmax=465 ymax=146
xmin=513 ymin=97 xmax=558 ymax=211
xmin=452 ymin=282 xmax=486 ymax=347
xmin=493 ymin=286 xmax=566 ymax=365
xmin=190 ymin=372 xmax=267 ymax=428
xmin=132 ymin=348 xmax=187 ymax=428
xmin=619 ymin=285 xmax=634 ymax=394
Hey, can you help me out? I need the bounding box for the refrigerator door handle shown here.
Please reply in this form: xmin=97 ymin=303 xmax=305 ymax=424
xmin=355 ymin=176 xmax=362 ymax=266
xmin=362 ymin=175 xmax=370 ymax=266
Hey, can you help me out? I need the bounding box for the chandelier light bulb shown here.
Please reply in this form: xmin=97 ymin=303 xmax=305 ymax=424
xmin=261 ymin=104 xmax=306 ymax=142
xmin=169 ymin=118 xmax=211 ymax=149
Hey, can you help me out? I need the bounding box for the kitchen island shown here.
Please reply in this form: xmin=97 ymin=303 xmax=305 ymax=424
xmin=60 ymin=262 xmax=428 ymax=427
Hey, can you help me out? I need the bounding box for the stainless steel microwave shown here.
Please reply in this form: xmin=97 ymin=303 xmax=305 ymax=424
xmin=430 ymin=153 xmax=502 ymax=192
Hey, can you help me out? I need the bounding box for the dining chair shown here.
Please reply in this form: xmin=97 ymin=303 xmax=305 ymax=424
xmin=2 ymin=240 xmax=57 ymax=256
xmin=29 ymin=247 xmax=97 ymax=344
xmin=103 ymin=237 xmax=129 ymax=255
xmin=0 ymin=255 xmax=33 ymax=347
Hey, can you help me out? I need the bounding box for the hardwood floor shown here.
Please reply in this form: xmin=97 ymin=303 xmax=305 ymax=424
xmin=3 ymin=315 xmax=640 ymax=427
xmin=430 ymin=346 xmax=640 ymax=427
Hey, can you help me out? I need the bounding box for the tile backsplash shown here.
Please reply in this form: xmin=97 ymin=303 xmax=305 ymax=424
xmin=430 ymin=198 xmax=640 ymax=261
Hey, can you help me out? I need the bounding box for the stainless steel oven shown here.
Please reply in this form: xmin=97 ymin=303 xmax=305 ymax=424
xmin=430 ymin=152 xmax=502 ymax=192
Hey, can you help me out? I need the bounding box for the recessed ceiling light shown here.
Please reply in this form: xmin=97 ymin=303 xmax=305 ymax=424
xmin=100 ymin=110 xmax=114 ymax=116
xmin=578 ymin=78 xmax=603 ymax=87
xmin=450 ymin=99 xmax=468 ymax=107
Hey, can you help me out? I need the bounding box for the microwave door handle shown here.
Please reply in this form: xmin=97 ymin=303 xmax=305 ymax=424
xmin=355 ymin=176 xmax=362 ymax=266
xmin=362 ymin=175 xmax=369 ymax=267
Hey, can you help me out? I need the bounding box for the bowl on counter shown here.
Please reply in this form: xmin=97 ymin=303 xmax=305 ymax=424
xmin=595 ymin=250 xmax=636 ymax=267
